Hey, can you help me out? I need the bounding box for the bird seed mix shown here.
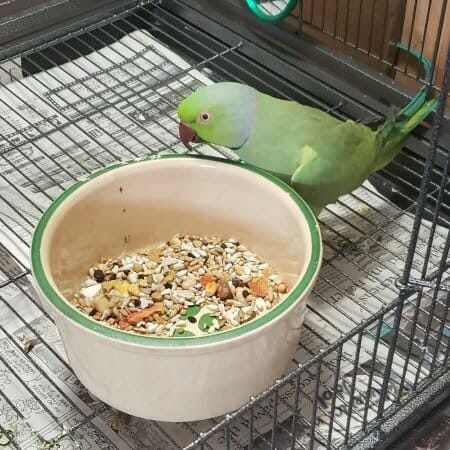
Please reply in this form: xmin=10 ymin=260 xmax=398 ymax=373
xmin=70 ymin=234 xmax=289 ymax=337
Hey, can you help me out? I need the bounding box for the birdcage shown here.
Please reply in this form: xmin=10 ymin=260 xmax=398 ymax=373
xmin=0 ymin=0 xmax=448 ymax=448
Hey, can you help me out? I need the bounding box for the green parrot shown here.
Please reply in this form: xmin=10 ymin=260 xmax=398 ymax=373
xmin=177 ymin=44 xmax=437 ymax=216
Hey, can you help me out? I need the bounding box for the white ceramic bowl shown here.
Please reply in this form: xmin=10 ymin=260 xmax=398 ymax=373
xmin=31 ymin=155 xmax=322 ymax=421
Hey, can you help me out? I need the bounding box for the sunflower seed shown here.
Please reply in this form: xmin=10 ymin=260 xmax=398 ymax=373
xmin=73 ymin=234 xmax=287 ymax=338
xmin=256 ymin=298 xmax=266 ymax=312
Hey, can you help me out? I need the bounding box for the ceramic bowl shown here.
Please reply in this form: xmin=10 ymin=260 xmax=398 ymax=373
xmin=31 ymin=154 xmax=322 ymax=421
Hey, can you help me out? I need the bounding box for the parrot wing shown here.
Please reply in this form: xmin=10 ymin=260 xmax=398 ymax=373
xmin=290 ymin=120 xmax=378 ymax=213
xmin=239 ymin=98 xmax=370 ymax=171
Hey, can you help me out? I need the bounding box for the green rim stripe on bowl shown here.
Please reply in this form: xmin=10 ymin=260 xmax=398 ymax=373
xmin=31 ymin=154 xmax=322 ymax=347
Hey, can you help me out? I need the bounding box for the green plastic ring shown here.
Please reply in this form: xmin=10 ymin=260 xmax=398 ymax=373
xmin=245 ymin=0 xmax=298 ymax=22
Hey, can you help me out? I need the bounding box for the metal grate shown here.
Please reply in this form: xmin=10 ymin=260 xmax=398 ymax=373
xmin=0 ymin=0 xmax=448 ymax=448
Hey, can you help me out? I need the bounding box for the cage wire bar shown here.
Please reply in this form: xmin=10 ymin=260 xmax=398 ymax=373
xmin=284 ymin=0 xmax=450 ymax=92
xmin=0 ymin=0 xmax=448 ymax=448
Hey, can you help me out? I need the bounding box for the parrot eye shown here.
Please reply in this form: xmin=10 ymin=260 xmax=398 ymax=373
xmin=198 ymin=112 xmax=211 ymax=123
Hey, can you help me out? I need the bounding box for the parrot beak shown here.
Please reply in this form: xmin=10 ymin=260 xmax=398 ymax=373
xmin=179 ymin=122 xmax=197 ymax=150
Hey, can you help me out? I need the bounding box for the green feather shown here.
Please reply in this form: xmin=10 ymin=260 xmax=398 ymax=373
xmin=177 ymin=44 xmax=437 ymax=216
xmin=374 ymin=98 xmax=438 ymax=172
xmin=371 ymin=43 xmax=436 ymax=171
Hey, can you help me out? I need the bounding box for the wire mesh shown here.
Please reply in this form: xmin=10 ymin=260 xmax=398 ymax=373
xmin=0 ymin=0 xmax=448 ymax=448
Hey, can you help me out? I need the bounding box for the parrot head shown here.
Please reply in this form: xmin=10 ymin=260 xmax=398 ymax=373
xmin=177 ymin=82 xmax=258 ymax=150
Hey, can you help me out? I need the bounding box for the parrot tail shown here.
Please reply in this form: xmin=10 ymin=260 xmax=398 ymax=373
xmin=373 ymin=98 xmax=438 ymax=172
xmin=372 ymin=42 xmax=436 ymax=172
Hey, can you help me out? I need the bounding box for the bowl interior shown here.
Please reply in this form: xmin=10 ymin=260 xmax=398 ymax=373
xmin=38 ymin=157 xmax=315 ymax=325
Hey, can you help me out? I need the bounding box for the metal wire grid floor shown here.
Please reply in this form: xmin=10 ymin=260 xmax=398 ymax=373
xmin=0 ymin=1 xmax=448 ymax=448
